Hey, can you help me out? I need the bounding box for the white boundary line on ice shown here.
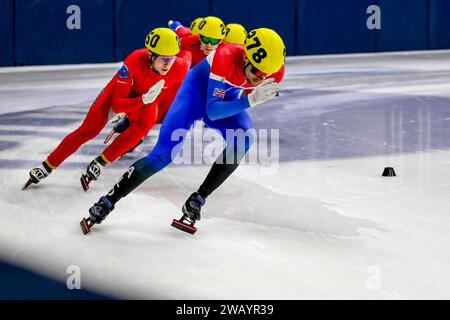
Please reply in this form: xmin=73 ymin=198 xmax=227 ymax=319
xmin=0 ymin=62 xmax=122 ymax=73
xmin=1 ymin=49 xmax=450 ymax=73
xmin=285 ymin=49 xmax=450 ymax=62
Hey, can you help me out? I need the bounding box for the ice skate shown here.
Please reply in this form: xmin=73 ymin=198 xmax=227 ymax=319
xmin=80 ymin=196 xmax=114 ymax=234
xmin=80 ymin=157 xmax=105 ymax=191
xmin=171 ymin=192 xmax=205 ymax=234
xmin=22 ymin=163 xmax=52 ymax=190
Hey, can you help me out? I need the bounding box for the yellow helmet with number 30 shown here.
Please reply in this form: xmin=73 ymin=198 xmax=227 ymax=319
xmin=145 ymin=28 xmax=180 ymax=56
xmin=190 ymin=17 xmax=203 ymax=35
xmin=244 ymin=28 xmax=286 ymax=74
xmin=197 ymin=16 xmax=226 ymax=40
xmin=224 ymin=23 xmax=247 ymax=45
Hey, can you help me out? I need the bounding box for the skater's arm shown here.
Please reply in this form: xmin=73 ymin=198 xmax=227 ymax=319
xmin=205 ymin=63 xmax=285 ymax=121
xmin=176 ymin=26 xmax=192 ymax=38
xmin=156 ymin=81 xmax=181 ymax=123
xmin=111 ymin=59 xmax=146 ymax=114
xmin=205 ymin=78 xmax=251 ymax=121
xmin=206 ymin=74 xmax=285 ymax=120
xmin=243 ymin=65 xmax=285 ymax=95
xmin=111 ymin=85 xmax=145 ymax=114
xmin=168 ymin=20 xmax=188 ymax=36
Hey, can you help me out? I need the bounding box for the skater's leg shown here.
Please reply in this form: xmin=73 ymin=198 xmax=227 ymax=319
xmin=81 ymin=104 xmax=159 ymax=191
xmin=197 ymin=111 xmax=254 ymax=198
xmin=180 ymin=112 xmax=254 ymax=218
xmin=103 ymin=88 xmax=203 ymax=206
xmin=24 ymin=91 xmax=112 ymax=189
xmin=101 ymin=103 xmax=158 ymax=163
xmin=46 ymin=90 xmax=112 ymax=168
xmin=86 ymin=79 xmax=204 ymax=225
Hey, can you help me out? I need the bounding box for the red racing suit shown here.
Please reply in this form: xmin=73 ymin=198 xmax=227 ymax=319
xmin=45 ymin=48 xmax=189 ymax=169
xmin=178 ymin=34 xmax=226 ymax=67
xmin=175 ymin=26 xmax=192 ymax=38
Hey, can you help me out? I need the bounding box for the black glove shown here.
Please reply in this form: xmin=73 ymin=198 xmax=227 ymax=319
xmin=113 ymin=117 xmax=130 ymax=134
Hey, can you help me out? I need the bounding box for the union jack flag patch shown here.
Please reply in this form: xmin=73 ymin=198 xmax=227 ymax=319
xmin=213 ymin=88 xmax=225 ymax=98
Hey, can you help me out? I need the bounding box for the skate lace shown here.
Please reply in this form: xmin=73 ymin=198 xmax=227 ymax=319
xmin=88 ymin=162 xmax=102 ymax=178
xmin=190 ymin=200 xmax=201 ymax=212
xmin=30 ymin=168 xmax=47 ymax=181
xmin=91 ymin=204 xmax=108 ymax=218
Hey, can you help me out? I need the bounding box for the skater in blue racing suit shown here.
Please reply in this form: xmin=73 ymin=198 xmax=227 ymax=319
xmin=85 ymin=28 xmax=286 ymax=232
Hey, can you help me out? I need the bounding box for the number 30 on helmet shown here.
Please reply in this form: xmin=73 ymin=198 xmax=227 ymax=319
xmin=244 ymin=28 xmax=286 ymax=74
xmin=190 ymin=17 xmax=203 ymax=35
xmin=145 ymin=27 xmax=181 ymax=56
xmin=197 ymin=16 xmax=226 ymax=40
xmin=224 ymin=23 xmax=247 ymax=45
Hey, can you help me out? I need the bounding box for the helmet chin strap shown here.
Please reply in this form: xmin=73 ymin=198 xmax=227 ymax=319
xmin=243 ymin=61 xmax=252 ymax=84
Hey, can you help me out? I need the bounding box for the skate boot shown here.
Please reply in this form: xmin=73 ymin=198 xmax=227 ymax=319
xmin=22 ymin=162 xmax=52 ymax=190
xmin=80 ymin=156 xmax=106 ymax=191
xmin=171 ymin=192 xmax=206 ymax=234
xmin=80 ymin=196 xmax=114 ymax=235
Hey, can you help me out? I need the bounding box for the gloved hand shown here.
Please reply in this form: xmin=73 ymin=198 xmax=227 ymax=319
xmin=113 ymin=116 xmax=130 ymax=134
xmin=168 ymin=20 xmax=182 ymax=31
xmin=247 ymin=78 xmax=279 ymax=107
xmin=108 ymin=112 xmax=125 ymax=124
xmin=142 ymin=79 xmax=165 ymax=105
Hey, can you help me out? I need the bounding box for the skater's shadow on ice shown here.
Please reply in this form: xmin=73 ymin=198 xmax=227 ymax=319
xmin=156 ymin=172 xmax=385 ymax=237
xmin=202 ymin=178 xmax=384 ymax=237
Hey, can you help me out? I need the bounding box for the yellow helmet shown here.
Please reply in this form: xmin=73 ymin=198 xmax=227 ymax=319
xmin=145 ymin=27 xmax=180 ymax=56
xmin=190 ymin=17 xmax=203 ymax=35
xmin=197 ymin=16 xmax=226 ymax=40
xmin=224 ymin=23 xmax=247 ymax=45
xmin=244 ymin=28 xmax=286 ymax=74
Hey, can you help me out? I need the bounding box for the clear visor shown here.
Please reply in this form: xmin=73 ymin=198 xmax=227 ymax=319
xmin=154 ymin=55 xmax=176 ymax=64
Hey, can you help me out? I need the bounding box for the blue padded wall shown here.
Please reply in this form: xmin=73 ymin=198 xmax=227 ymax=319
xmin=297 ymin=0 xmax=377 ymax=55
xmin=1 ymin=0 xmax=450 ymax=66
xmin=0 ymin=0 xmax=14 ymax=66
xmin=114 ymin=0 xmax=209 ymax=61
xmin=210 ymin=0 xmax=297 ymax=56
xmin=429 ymin=0 xmax=450 ymax=49
xmin=14 ymin=0 xmax=114 ymax=65
xmin=376 ymin=0 xmax=428 ymax=51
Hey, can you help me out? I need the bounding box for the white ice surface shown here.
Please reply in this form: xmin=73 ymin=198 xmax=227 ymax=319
xmin=1 ymin=51 xmax=450 ymax=299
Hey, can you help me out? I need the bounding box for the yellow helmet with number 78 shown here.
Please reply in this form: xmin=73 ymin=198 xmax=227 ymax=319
xmin=244 ymin=28 xmax=286 ymax=74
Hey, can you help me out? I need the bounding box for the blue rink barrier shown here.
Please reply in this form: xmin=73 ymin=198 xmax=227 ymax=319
xmin=2 ymin=0 xmax=450 ymax=66
xmin=14 ymin=0 xmax=115 ymax=65
xmin=429 ymin=0 xmax=450 ymax=49
xmin=0 ymin=0 xmax=14 ymax=66
xmin=114 ymin=0 xmax=210 ymax=61
xmin=296 ymin=0 xmax=376 ymax=54
xmin=376 ymin=0 xmax=428 ymax=51
xmin=210 ymin=0 xmax=297 ymax=56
